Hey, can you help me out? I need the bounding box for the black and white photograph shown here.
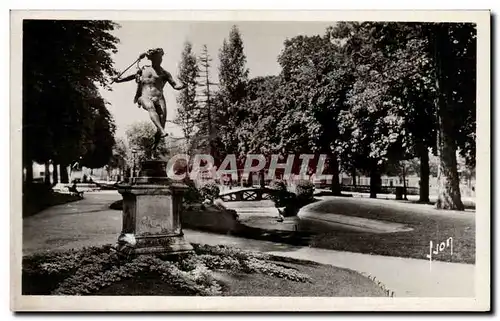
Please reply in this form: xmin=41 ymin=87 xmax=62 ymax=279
xmin=10 ymin=10 xmax=490 ymax=311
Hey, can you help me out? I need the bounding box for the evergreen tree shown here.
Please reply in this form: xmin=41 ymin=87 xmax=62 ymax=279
xmin=215 ymin=25 xmax=250 ymax=163
xmin=196 ymin=45 xmax=219 ymax=158
xmin=176 ymin=41 xmax=200 ymax=148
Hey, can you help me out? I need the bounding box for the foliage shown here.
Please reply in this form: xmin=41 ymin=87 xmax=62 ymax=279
xmin=238 ymin=76 xmax=284 ymax=155
xmin=176 ymin=41 xmax=200 ymax=145
xmin=217 ymin=26 xmax=249 ymax=104
xmin=202 ymin=22 xmax=475 ymax=208
xmin=182 ymin=178 xmax=203 ymax=204
xmin=277 ymin=34 xmax=352 ymax=156
xmin=428 ymin=23 xmax=476 ymax=167
xmin=269 ymin=179 xmax=288 ymax=192
xmin=199 ymin=181 xmax=221 ymax=202
xmin=80 ymin=98 xmax=117 ymax=168
xmin=325 ymin=21 xmax=475 ymax=206
xmin=107 ymin=137 xmax=128 ymax=175
xmin=125 ymin=121 xmax=167 ymax=162
xmin=191 ymin=244 xmax=311 ymax=282
xmin=175 ymin=43 xmax=221 ymax=160
xmin=23 ymin=244 xmax=311 ymax=295
xmin=424 ymin=22 xmax=476 ymax=210
xmin=214 ymin=25 xmax=250 ymax=160
xmin=295 ymin=180 xmax=315 ymax=201
xmin=332 ymin=22 xmax=435 ymax=173
xmin=195 ymin=45 xmax=220 ymax=158
xmin=268 ymin=179 xmax=290 ymax=207
xmin=23 ymin=20 xmax=119 ymax=172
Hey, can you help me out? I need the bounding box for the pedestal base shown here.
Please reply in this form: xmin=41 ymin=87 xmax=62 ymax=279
xmin=115 ymin=159 xmax=193 ymax=257
xmin=133 ymin=234 xmax=194 ymax=255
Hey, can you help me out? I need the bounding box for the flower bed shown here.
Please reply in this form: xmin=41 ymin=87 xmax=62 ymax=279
xmin=22 ymin=244 xmax=310 ymax=296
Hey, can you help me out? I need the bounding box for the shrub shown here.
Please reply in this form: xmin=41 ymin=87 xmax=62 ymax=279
xmin=22 ymin=244 xmax=311 ymax=295
xmin=199 ymin=182 xmax=220 ymax=203
xmin=268 ymin=179 xmax=290 ymax=207
xmin=295 ymin=180 xmax=315 ymax=201
xmin=269 ymin=179 xmax=287 ymax=192
xmin=182 ymin=178 xmax=202 ymax=204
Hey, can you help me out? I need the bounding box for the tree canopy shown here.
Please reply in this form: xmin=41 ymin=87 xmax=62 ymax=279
xmin=23 ymin=20 xmax=120 ymax=181
xmin=170 ymin=22 xmax=475 ymax=209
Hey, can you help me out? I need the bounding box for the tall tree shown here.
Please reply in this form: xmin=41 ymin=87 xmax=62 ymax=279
xmin=80 ymin=96 xmax=117 ymax=169
xmin=277 ymin=30 xmax=355 ymax=195
xmin=196 ymin=45 xmax=219 ymax=158
xmin=108 ymin=137 xmax=128 ymax=180
xmin=23 ymin=20 xmax=119 ymax=184
xmin=330 ymin=22 xmax=437 ymax=200
xmin=425 ymin=23 xmax=476 ymax=210
xmin=176 ymin=41 xmax=200 ymax=148
xmin=216 ymin=25 xmax=250 ymax=165
xmin=332 ymin=21 xmax=475 ymax=207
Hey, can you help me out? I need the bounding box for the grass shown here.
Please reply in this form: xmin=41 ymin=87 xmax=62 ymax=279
xmin=303 ymin=198 xmax=475 ymax=264
xmin=22 ymin=243 xmax=389 ymax=297
xmin=218 ymin=260 xmax=387 ymax=297
xmin=106 ymin=194 xmax=474 ymax=264
xmin=92 ymin=255 xmax=387 ymax=297
xmin=91 ymin=260 xmax=387 ymax=297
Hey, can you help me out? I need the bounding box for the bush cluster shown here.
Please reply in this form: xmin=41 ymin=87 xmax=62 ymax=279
xmin=295 ymin=179 xmax=315 ymax=201
xmin=182 ymin=179 xmax=221 ymax=205
xmin=182 ymin=178 xmax=203 ymax=204
xmin=268 ymin=179 xmax=290 ymax=207
xmin=199 ymin=182 xmax=220 ymax=202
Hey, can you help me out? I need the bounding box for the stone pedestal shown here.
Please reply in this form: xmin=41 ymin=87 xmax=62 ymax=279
xmin=116 ymin=160 xmax=193 ymax=255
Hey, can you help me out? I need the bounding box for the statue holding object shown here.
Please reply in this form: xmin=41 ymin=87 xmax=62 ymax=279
xmin=113 ymin=48 xmax=186 ymax=156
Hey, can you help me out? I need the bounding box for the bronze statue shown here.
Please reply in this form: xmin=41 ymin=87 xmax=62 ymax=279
xmin=114 ymin=48 xmax=186 ymax=155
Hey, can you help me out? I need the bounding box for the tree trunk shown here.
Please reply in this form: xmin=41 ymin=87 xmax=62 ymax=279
xmin=432 ymin=25 xmax=464 ymax=211
xmin=52 ymin=163 xmax=59 ymax=185
xmin=238 ymin=170 xmax=243 ymax=186
xmin=401 ymin=164 xmax=407 ymax=200
xmin=369 ymin=167 xmax=380 ymax=199
xmin=247 ymin=172 xmax=253 ymax=187
xmin=419 ymin=148 xmax=430 ymax=203
xmin=329 ymin=154 xmax=342 ymax=195
xmin=60 ymin=163 xmax=69 ymax=183
xmin=25 ymin=160 xmax=33 ymax=184
xmin=435 ymin=122 xmax=464 ymax=210
xmin=351 ymin=168 xmax=357 ymax=187
xmin=259 ymin=170 xmax=265 ymax=188
xmin=44 ymin=163 xmax=51 ymax=185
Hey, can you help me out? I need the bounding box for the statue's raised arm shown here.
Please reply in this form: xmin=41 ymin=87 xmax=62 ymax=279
xmin=113 ymin=48 xmax=184 ymax=158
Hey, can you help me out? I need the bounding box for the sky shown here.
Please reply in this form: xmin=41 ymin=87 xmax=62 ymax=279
xmin=99 ymin=21 xmax=336 ymax=139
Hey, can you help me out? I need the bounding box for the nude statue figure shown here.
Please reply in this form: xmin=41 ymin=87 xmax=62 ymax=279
xmin=114 ymin=48 xmax=186 ymax=153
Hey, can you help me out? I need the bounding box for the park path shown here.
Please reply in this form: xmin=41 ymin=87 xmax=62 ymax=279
xmin=22 ymin=191 xmax=474 ymax=297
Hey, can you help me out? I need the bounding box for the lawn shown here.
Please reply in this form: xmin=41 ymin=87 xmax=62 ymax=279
xmin=302 ymin=197 xmax=475 ymax=264
xmin=94 ymin=259 xmax=388 ymax=297
xmin=217 ymin=257 xmax=389 ymax=296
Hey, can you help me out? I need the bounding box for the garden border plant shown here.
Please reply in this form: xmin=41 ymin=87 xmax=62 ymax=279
xmin=22 ymin=243 xmax=312 ymax=296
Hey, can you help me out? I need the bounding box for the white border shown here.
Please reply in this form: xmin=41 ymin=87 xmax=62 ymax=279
xmin=9 ymin=9 xmax=491 ymax=312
